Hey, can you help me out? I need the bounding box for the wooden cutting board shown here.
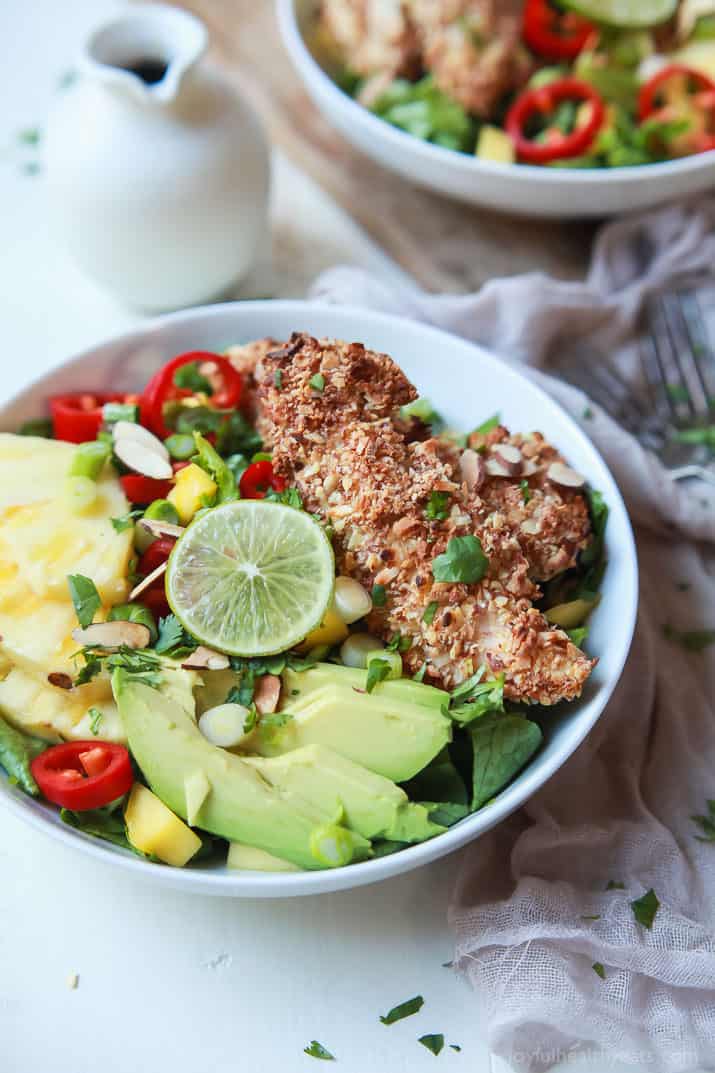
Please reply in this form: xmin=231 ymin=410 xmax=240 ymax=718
xmin=174 ymin=0 xmax=597 ymax=292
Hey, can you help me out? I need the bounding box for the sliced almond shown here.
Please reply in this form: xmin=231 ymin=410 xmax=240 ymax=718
xmin=484 ymin=457 xmax=514 ymax=478
xmin=254 ymin=674 xmax=282 ymax=715
xmin=492 ymin=444 xmax=523 ymax=476
xmin=129 ymin=561 xmax=167 ymax=600
xmin=72 ymin=621 xmax=151 ymax=650
xmin=459 ymin=448 xmax=485 ymax=492
xmin=113 ymin=420 xmax=169 ymax=460
xmin=546 ymin=462 xmax=586 ymax=489
xmin=114 ymin=439 xmax=173 ymax=480
xmin=181 ymin=645 xmax=230 ymax=671
xmin=48 ymin=672 xmax=73 ymax=690
xmin=138 ymin=518 xmax=185 ymax=540
xmin=520 ymin=459 xmax=539 ymax=477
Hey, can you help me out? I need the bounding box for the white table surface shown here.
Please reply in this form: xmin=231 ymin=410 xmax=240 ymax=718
xmin=0 ymin=6 xmax=658 ymax=1073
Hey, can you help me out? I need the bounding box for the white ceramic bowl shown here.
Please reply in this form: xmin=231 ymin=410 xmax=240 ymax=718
xmin=277 ymin=0 xmax=715 ymax=219
xmin=0 ymin=301 xmax=637 ymax=896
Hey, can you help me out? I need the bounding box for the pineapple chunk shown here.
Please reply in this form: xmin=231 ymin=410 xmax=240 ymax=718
xmin=168 ymin=463 xmax=217 ymax=525
xmin=227 ymin=842 xmax=302 ymax=872
xmin=476 ymin=125 xmax=516 ymax=164
xmin=0 ymin=665 xmax=122 ymax=741
xmin=125 ymin=784 xmax=202 ymax=866
xmin=296 ymin=606 xmax=349 ymax=654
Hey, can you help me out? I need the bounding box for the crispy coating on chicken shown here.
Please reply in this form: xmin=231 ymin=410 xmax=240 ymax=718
xmin=225 ymin=337 xmax=280 ymax=437
xmin=319 ymin=0 xmax=421 ymax=80
xmin=254 ymin=333 xmax=595 ymax=705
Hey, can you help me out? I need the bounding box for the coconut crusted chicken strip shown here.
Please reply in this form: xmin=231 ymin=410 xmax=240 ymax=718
xmin=255 ymin=334 xmax=594 ymax=705
xmin=318 ymin=0 xmax=421 ymax=82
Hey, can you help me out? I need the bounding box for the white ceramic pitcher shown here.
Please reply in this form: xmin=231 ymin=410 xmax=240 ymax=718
xmin=45 ymin=4 xmax=270 ymax=311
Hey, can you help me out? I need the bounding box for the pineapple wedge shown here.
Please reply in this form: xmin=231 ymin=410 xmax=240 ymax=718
xmin=0 ymin=665 xmax=123 ymax=742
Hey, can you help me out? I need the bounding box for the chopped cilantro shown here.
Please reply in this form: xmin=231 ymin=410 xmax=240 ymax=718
xmin=67 ymin=574 xmax=101 ymax=629
xmin=606 ymin=880 xmax=625 ymax=890
xmin=692 ymin=799 xmax=715 ymax=842
xmin=309 ymin=373 xmax=325 ymax=393
xmin=432 ymin=536 xmax=489 ymax=585
xmin=265 ymin=486 xmax=303 ymax=509
xmin=371 ymin=584 xmax=387 ymax=607
xmin=581 ymin=914 xmax=601 ymax=921
xmin=450 ymin=1044 xmax=462 ymax=1052
xmin=386 ymin=633 xmax=412 ymax=653
xmin=675 ymin=425 xmax=715 ymax=449
xmin=662 ymin=624 xmax=715 ymax=652
xmin=111 ymin=510 xmax=143 ymax=533
xmin=303 ymin=1041 xmax=335 ymax=1061
xmin=366 ymin=657 xmax=391 ymax=694
xmin=472 ymin=413 xmax=500 ymax=437
xmin=400 ymin=396 xmax=445 ymax=431
xmin=630 ymin=888 xmax=660 ymax=930
xmin=666 ymin=383 xmax=689 ymax=404
xmin=449 ymin=670 xmax=504 ymax=724
xmin=154 ymin=614 xmax=196 ymax=658
xmin=567 ymin=626 xmax=588 ymax=648
xmin=193 ymin=431 xmax=236 ymax=504
xmin=519 ymin=479 xmax=531 ymax=504
xmin=18 ymin=417 xmax=53 ymax=438
xmin=418 ymin=1034 xmax=444 ymax=1056
xmin=173 ymin=361 xmax=213 ymax=395
xmin=380 ymin=995 xmax=424 ymax=1025
xmin=425 ymin=491 xmax=450 ymax=521
xmin=592 ymin=962 xmax=606 ymax=980
xmin=582 ymin=406 xmax=594 ymax=420
xmin=17 ymin=127 xmax=41 ymax=146
xmin=274 ymin=369 xmax=283 ymax=390
xmin=423 ymin=601 xmax=439 ymax=626
xmin=88 ymin=708 xmax=103 ymax=736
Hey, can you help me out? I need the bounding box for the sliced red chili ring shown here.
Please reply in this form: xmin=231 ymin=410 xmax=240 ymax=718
xmin=505 ymin=77 xmax=606 ymax=164
xmin=522 ymin=0 xmax=594 ymax=61
xmin=139 ymin=352 xmax=243 ymax=440
xmin=638 ymin=64 xmax=715 ymax=154
xmin=239 ymin=460 xmax=286 ymax=499
xmin=120 ymin=475 xmax=174 ymax=505
xmin=51 ymin=393 xmax=126 ymax=444
xmin=31 ymin=742 xmax=133 ymax=810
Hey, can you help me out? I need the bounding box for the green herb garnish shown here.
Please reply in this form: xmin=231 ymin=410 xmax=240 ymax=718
xmin=111 ymin=510 xmax=143 ymax=534
xmin=366 ymin=657 xmax=391 ymax=694
xmin=371 ymin=74 xmax=475 ymax=153
xmin=423 ymin=601 xmax=439 ymax=626
xmin=371 ymin=584 xmax=387 ymax=607
xmin=193 ymin=431 xmax=236 ymax=504
xmin=67 ymin=574 xmax=101 ymax=629
xmin=386 ymin=633 xmax=412 ymax=653
xmin=399 ymin=396 xmax=445 ymax=431
xmin=88 ymin=708 xmax=103 ymax=736
xmin=303 ymin=1041 xmax=335 ymax=1061
xmin=380 ymin=995 xmax=424 ymax=1025
xmin=154 ymin=614 xmax=196 ymax=658
xmin=606 ymin=880 xmax=625 ymax=890
xmin=692 ymin=799 xmax=715 ymax=842
xmin=425 ymin=491 xmax=450 ymax=521
xmin=471 ymin=713 xmax=542 ymax=809
xmin=472 ymin=413 xmax=500 ymax=437
xmin=274 ymin=369 xmax=283 ymax=390
xmin=174 ymin=362 xmax=213 ymax=395
xmin=18 ymin=417 xmax=53 ymax=438
xmin=674 ymin=425 xmax=715 ymax=449
xmin=309 ymin=373 xmax=326 ymax=393
xmin=630 ymin=888 xmax=660 ymax=930
xmin=418 ymin=1033 xmax=444 ymax=1056
xmin=432 ymin=535 xmax=489 ymax=585
xmin=592 ymin=962 xmax=606 ymax=980
xmin=662 ymin=624 xmax=715 ymax=652
xmin=519 ymin=479 xmax=531 ymax=504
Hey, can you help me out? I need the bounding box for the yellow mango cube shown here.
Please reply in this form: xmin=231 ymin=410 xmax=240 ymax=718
xmin=124 ymin=783 xmax=202 ymax=867
xmin=167 ymin=464 xmax=217 ymax=525
xmin=296 ymin=606 xmax=349 ymax=654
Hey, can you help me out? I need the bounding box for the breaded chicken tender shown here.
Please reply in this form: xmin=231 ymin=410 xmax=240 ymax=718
xmin=319 ymin=0 xmax=421 ymax=80
xmin=254 ymin=334 xmax=595 ymax=705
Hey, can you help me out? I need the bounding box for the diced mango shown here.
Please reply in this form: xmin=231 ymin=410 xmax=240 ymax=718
xmin=167 ymin=464 xmax=217 ymax=525
xmin=227 ymin=842 xmax=302 ymax=872
xmin=124 ymin=783 xmax=202 ymax=867
xmin=296 ymin=606 xmax=349 ymax=654
xmin=476 ymin=125 xmax=515 ymax=164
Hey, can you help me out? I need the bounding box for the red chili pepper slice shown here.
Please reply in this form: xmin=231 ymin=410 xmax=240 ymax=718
xmin=522 ymin=0 xmax=594 ymax=60
xmin=50 ymin=393 xmax=126 ymax=444
xmin=139 ymin=352 xmax=243 ymax=440
xmin=120 ymin=475 xmax=174 ymax=505
xmin=505 ymin=77 xmax=606 ymax=164
xmin=239 ymin=460 xmax=286 ymax=500
xmin=638 ymin=64 xmax=715 ymax=153
xmin=31 ymin=742 xmax=133 ymax=810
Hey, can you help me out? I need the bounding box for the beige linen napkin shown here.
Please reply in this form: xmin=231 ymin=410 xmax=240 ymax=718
xmin=310 ymin=198 xmax=715 ymax=1072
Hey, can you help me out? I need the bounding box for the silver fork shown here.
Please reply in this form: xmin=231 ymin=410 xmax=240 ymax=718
xmin=559 ymin=289 xmax=715 ymax=487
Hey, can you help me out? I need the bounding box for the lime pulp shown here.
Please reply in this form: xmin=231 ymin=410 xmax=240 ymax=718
xmin=558 ymin=0 xmax=677 ymax=28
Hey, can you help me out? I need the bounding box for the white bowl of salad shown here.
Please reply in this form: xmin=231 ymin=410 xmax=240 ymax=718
xmin=277 ymin=0 xmax=715 ymax=217
xmin=0 ymin=301 xmax=637 ymax=897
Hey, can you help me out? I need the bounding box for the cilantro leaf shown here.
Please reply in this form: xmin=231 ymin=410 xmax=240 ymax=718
xmin=88 ymin=708 xmax=103 ymax=736
xmin=265 ymin=486 xmax=303 ymax=510
xmin=399 ymin=396 xmax=445 ymax=431
xmin=111 ymin=510 xmax=142 ymax=533
xmin=592 ymin=962 xmax=606 ymax=980
xmin=425 ymin=491 xmax=450 ymax=521
xmin=173 ymin=361 xmax=213 ymax=395
xmin=606 ymin=880 xmax=625 ymax=890
xmin=567 ymin=626 xmax=589 ymax=648
xmin=630 ymin=888 xmax=660 ymax=930
xmin=193 ymin=431 xmax=236 ymax=504
xmin=371 ymin=584 xmax=387 ymax=607
xmin=692 ymin=799 xmax=715 ymax=842
xmin=215 ymin=411 xmax=262 ymax=457
xmin=423 ymin=601 xmax=439 ymax=626
xmin=675 ymin=425 xmax=715 ymax=449
xmin=432 ymin=536 xmax=489 ymax=585
xmin=449 ymin=671 xmax=504 ymax=724
xmin=450 ymin=1044 xmax=462 ymax=1052
xmin=418 ymin=1033 xmax=444 ymax=1056
xmin=309 ymin=373 xmax=325 ymax=393
xmin=18 ymin=417 xmax=53 ymax=438
xmin=470 ymin=713 xmax=542 ymax=809
xmin=662 ymin=624 xmax=715 ymax=652
xmin=303 ymin=1041 xmax=335 ymax=1061
xmin=67 ymin=574 xmax=101 ymax=629
xmin=371 ymin=74 xmax=475 ymax=152
xmin=154 ymin=614 xmax=196 ymax=657
xmin=472 ymin=413 xmax=500 ymax=437
xmin=386 ymin=633 xmax=411 ymax=653
xmin=380 ymin=995 xmax=424 ymax=1025
xmin=365 ymin=657 xmax=391 ymax=694
xmin=274 ymin=369 xmax=283 ymax=390
xmin=519 ymin=479 xmax=531 ymax=504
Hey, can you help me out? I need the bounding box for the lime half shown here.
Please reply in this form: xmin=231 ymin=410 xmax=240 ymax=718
xmin=559 ymin=0 xmax=677 ymax=27
xmin=166 ymin=500 xmax=335 ymax=657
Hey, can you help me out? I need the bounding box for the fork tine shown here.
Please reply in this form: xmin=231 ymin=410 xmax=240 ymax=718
xmin=678 ymin=291 xmax=715 ymax=411
xmin=663 ymin=292 xmax=711 ymax=419
xmin=645 ymin=296 xmax=693 ymax=423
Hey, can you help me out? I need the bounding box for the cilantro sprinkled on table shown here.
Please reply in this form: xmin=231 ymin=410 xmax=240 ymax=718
xmin=662 ymin=624 xmax=715 ymax=651
xmin=432 ymin=535 xmax=489 ymax=584
xmin=606 ymin=880 xmax=625 ymax=891
xmin=692 ymin=800 xmax=715 ymax=842
xmin=580 ymin=914 xmax=601 ymax=921
xmin=582 ymin=406 xmax=594 ymax=420
xmin=630 ymin=888 xmax=660 ymax=929
xmin=418 ymin=1033 xmax=444 ymax=1056
xmin=449 ymin=1043 xmax=462 ymax=1052
xmin=592 ymin=962 xmax=606 ymax=979
xmin=303 ymin=1040 xmax=335 ymax=1061
xmin=379 ymin=995 xmax=424 ymax=1025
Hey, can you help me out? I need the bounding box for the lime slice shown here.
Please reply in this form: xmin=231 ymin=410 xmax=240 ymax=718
xmin=166 ymin=500 xmax=335 ymax=657
xmin=559 ymin=0 xmax=677 ymax=27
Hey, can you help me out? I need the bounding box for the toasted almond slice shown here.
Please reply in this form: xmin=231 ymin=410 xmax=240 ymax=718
xmin=459 ymin=448 xmax=485 ymax=491
xmin=520 ymin=459 xmax=539 ymax=477
xmin=492 ymin=444 xmax=523 ymax=476
xmin=113 ymin=420 xmax=170 ymax=460
xmin=72 ymin=621 xmax=151 ymax=650
xmin=547 ymin=461 xmax=586 ymax=489
xmin=138 ymin=518 xmax=185 ymax=540
xmin=484 ymin=457 xmax=513 ymax=478
xmin=254 ymin=674 xmax=282 ymax=715
xmin=129 ymin=561 xmax=168 ymax=600
xmin=181 ymin=645 xmax=230 ymax=671
xmin=114 ymin=439 xmax=173 ymax=480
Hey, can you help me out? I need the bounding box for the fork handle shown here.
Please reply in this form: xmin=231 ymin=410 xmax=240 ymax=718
xmin=669 ymin=464 xmax=715 ymax=487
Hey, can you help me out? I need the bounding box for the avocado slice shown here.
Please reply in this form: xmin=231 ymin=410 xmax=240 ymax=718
xmin=240 ymin=664 xmax=451 ymax=783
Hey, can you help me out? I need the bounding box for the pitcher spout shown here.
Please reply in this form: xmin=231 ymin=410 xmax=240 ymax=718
xmin=82 ymin=3 xmax=208 ymax=104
